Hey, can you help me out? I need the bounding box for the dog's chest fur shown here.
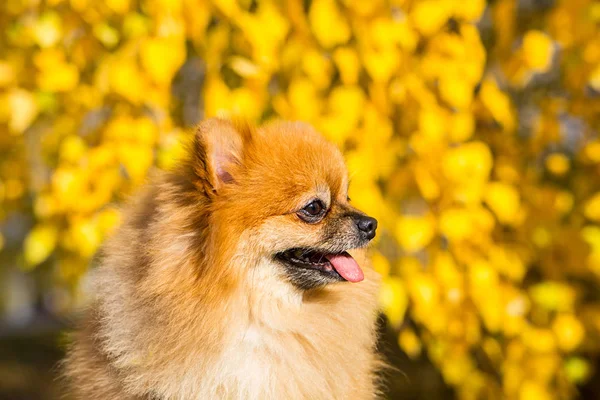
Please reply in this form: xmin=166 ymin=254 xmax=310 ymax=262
xmin=64 ymin=198 xmax=381 ymax=400
xmin=173 ymin=266 xmax=380 ymax=399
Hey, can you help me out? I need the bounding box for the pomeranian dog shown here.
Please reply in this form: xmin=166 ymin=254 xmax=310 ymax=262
xmin=63 ymin=119 xmax=383 ymax=399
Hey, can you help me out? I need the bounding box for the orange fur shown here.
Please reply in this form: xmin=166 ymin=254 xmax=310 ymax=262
xmin=63 ymin=119 xmax=383 ymax=399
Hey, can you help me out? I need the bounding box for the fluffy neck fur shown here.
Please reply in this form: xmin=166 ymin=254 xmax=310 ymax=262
xmin=64 ymin=170 xmax=382 ymax=400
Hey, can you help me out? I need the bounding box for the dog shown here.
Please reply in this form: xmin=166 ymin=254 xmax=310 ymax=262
xmin=63 ymin=118 xmax=383 ymax=399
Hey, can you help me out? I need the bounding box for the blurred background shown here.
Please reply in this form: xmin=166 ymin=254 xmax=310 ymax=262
xmin=1 ymin=0 xmax=600 ymax=398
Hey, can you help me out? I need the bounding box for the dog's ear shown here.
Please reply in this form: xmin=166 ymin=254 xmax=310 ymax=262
xmin=192 ymin=118 xmax=252 ymax=195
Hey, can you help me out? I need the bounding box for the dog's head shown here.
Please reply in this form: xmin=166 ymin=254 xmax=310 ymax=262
xmin=191 ymin=118 xmax=377 ymax=290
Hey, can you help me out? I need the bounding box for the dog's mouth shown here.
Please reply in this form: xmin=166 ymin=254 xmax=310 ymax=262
xmin=275 ymin=248 xmax=364 ymax=286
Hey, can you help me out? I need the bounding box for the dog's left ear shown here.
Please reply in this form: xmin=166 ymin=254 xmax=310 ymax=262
xmin=192 ymin=118 xmax=252 ymax=195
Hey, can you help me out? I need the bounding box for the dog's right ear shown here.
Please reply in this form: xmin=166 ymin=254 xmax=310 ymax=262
xmin=192 ymin=118 xmax=252 ymax=196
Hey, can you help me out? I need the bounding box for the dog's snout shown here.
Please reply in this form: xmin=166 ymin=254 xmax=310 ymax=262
xmin=357 ymin=216 xmax=377 ymax=240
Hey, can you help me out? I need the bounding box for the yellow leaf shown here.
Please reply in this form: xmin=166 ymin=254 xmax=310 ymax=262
xmin=469 ymin=259 xmax=498 ymax=290
xmin=212 ymin=0 xmax=240 ymax=18
xmin=451 ymin=0 xmax=486 ymax=21
xmin=0 ymin=61 xmax=16 ymax=87
xmin=418 ymin=106 xmax=447 ymax=143
xmin=411 ymin=0 xmax=450 ymax=36
xmin=434 ymin=252 xmax=462 ymax=290
xmin=409 ymin=274 xmax=439 ymax=310
xmin=60 ymin=135 xmax=87 ymax=163
xmin=228 ymin=56 xmax=262 ymax=78
xmin=51 ymin=166 xmax=86 ymax=209
xmin=33 ymin=12 xmax=62 ymax=48
xmin=98 ymin=208 xmax=122 ymax=236
xmin=371 ymin=251 xmax=391 ymax=277
xmin=396 ymin=214 xmax=436 ymax=252
xmin=320 ymin=85 xmax=364 ymax=145
xmin=230 ymin=87 xmax=263 ymax=120
xmin=68 ymin=217 xmax=102 ymax=258
xmin=489 ymin=246 xmax=526 ymax=282
xmin=109 ymin=61 xmax=147 ymax=103
xmin=584 ymin=192 xmax=600 ymax=221
xmin=38 ymin=62 xmax=79 ymax=92
xmin=363 ymin=48 xmax=400 ymax=83
xmin=333 ymin=47 xmax=360 ymax=85
xmin=342 ymin=0 xmax=384 ymax=17
xmin=379 ymin=277 xmax=408 ymax=326
xmin=347 ymin=180 xmax=386 ymax=223
xmin=522 ymin=30 xmax=554 ymax=73
xmin=529 ymin=282 xmax=576 ymax=312
xmin=8 ymin=89 xmax=38 ymax=133
xmin=93 ymin=22 xmax=120 ymax=48
xmin=443 ymin=141 xmax=493 ymax=184
xmin=302 ymin=49 xmax=332 ymax=89
xmin=519 ymin=381 xmax=552 ymax=400
xmin=238 ymin=2 xmax=289 ymax=69
xmin=584 ymin=140 xmax=600 ymax=163
xmin=141 ymin=37 xmax=186 ymax=85
xmin=480 ymin=79 xmax=515 ymax=131
xmin=309 ymin=0 xmax=351 ymax=48
xmin=522 ymin=327 xmax=556 ymax=353
xmin=106 ymin=0 xmax=130 ymax=13
xmin=24 ymin=224 xmax=59 ymax=267
xmin=590 ymin=64 xmax=600 ymax=91
xmin=564 ymin=357 xmax=591 ymax=384
xmin=4 ymin=179 xmax=24 ymax=200
xmin=484 ymin=182 xmax=522 ymax=225
xmin=34 ymin=193 xmax=58 ymax=218
xmin=157 ymin=129 xmax=187 ymax=169
xmin=582 ymin=225 xmax=600 ymax=250
xmin=552 ymin=314 xmax=585 ymax=351
xmin=449 ymin=112 xmax=475 ymax=142
xmin=554 ymin=191 xmax=574 ymax=214
xmin=286 ymin=77 xmax=320 ymax=121
xmin=204 ymin=78 xmax=231 ymax=117
xmin=439 ymin=208 xmax=474 ymax=242
xmin=398 ymin=328 xmax=422 ymax=359
xmin=545 ymin=153 xmax=570 ymax=176
xmin=118 ymin=145 xmax=154 ymax=184
xmin=414 ymin=165 xmax=440 ymax=200
xmin=328 ymin=85 xmax=365 ymax=121
xmin=439 ymin=77 xmax=473 ymax=109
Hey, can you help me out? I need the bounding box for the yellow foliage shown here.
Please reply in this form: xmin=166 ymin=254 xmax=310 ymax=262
xmin=520 ymin=381 xmax=552 ymax=400
xmin=530 ymin=282 xmax=576 ymax=312
xmin=480 ymin=78 xmax=515 ymax=131
xmin=522 ymin=30 xmax=555 ymax=73
xmin=396 ymin=214 xmax=436 ymax=252
xmin=24 ymin=224 xmax=59 ymax=267
xmin=7 ymin=89 xmax=38 ymax=133
xmin=141 ymin=37 xmax=186 ymax=86
xmin=564 ymin=357 xmax=591 ymax=384
xmin=1 ymin=0 xmax=600 ymax=398
xmin=484 ymin=182 xmax=522 ymax=226
xmin=545 ymin=153 xmax=570 ymax=176
xmin=584 ymin=193 xmax=600 ymax=221
xmin=552 ymin=314 xmax=585 ymax=352
xmin=309 ymin=0 xmax=350 ymax=48
xmin=398 ymin=328 xmax=422 ymax=359
xmin=379 ymin=277 xmax=408 ymax=327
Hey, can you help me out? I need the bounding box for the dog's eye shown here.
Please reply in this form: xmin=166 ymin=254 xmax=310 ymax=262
xmin=298 ymin=199 xmax=326 ymax=222
xmin=304 ymin=200 xmax=323 ymax=215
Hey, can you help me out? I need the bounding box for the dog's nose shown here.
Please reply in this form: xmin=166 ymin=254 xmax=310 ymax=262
xmin=357 ymin=216 xmax=378 ymax=240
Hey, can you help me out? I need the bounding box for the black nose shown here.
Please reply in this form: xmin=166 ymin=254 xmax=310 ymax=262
xmin=357 ymin=216 xmax=378 ymax=240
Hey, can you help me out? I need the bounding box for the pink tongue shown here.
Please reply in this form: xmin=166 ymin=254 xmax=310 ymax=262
xmin=325 ymin=253 xmax=364 ymax=283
